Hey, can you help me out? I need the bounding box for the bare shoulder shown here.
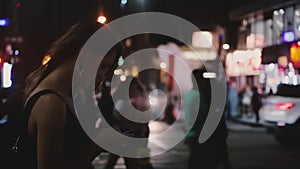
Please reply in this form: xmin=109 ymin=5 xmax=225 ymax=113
xmin=30 ymin=93 xmax=67 ymax=129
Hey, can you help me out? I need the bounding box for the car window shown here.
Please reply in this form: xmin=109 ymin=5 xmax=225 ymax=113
xmin=276 ymin=84 xmax=300 ymax=98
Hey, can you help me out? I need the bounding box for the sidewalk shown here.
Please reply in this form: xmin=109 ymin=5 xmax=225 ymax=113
xmin=230 ymin=113 xmax=262 ymax=127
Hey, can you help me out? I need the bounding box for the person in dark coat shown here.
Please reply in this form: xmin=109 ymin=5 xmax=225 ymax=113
xmin=184 ymin=68 xmax=230 ymax=169
xmin=251 ymin=87 xmax=262 ymax=123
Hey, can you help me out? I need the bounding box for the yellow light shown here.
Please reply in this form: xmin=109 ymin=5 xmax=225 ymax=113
xmin=124 ymin=69 xmax=130 ymax=76
xmin=42 ymin=55 xmax=51 ymax=65
xmin=97 ymin=16 xmax=107 ymax=24
xmin=132 ymin=66 xmax=139 ymax=77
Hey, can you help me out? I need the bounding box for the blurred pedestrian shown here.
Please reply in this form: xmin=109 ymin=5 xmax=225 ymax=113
xmin=0 ymin=62 xmax=27 ymax=123
xmin=184 ymin=68 xmax=230 ymax=169
xmin=241 ymin=85 xmax=253 ymax=116
xmin=228 ymin=77 xmax=239 ymax=118
xmin=0 ymin=62 xmax=30 ymax=168
xmin=104 ymin=77 xmax=154 ymax=169
xmin=18 ymin=21 xmax=104 ymax=169
xmin=251 ymin=87 xmax=262 ymax=123
xmin=95 ymin=43 xmax=123 ymax=130
xmin=163 ymin=85 xmax=176 ymax=125
xmin=0 ymin=96 xmax=4 ymax=120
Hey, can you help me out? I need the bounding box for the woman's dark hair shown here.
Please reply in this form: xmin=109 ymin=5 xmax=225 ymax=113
xmin=24 ymin=21 xmax=101 ymax=100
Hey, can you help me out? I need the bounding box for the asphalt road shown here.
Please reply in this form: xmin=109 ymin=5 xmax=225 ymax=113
xmin=93 ymin=121 xmax=300 ymax=169
xmin=227 ymin=123 xmax=300 ymax=169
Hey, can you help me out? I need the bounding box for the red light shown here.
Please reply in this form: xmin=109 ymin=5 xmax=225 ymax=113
xmin=276 ymin=102 xmax=295 ymax=110
xmin=16 ymin=2 xmax=21 ymax=8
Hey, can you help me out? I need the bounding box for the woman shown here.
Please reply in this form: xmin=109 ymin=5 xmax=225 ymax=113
xmin=22 ymin=21 xmax=104 ymax=169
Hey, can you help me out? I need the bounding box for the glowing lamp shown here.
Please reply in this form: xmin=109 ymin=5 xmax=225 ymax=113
xmin=282 ymin=31 xmax=296 ymax=43
xmin=97 ymin=16 xmax=107 ymax=24
xmin=0 ymin=18 xmax=9 ymax=27
xmin=290 ymin=43 xmax=300 ymax=68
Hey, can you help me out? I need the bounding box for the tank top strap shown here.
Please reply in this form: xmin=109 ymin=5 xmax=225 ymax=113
xmin=24 ymin=89 xmax=69 ymax=118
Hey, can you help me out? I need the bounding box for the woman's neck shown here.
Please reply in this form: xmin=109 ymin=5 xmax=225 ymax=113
xmin=38 ymin=66 xmax=73 ymax=97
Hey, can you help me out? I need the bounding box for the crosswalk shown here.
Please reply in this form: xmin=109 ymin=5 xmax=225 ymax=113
xmin=93 ymin=120 xmax=188 ymax=169
xmin=92 ymin=120 xmax=264 ymax=169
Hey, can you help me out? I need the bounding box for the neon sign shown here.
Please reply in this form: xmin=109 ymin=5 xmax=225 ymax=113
xmin=0 ymin=18 xmax=9 ymax=27
xmin=282 ymin=31 xmax=296 ymax=43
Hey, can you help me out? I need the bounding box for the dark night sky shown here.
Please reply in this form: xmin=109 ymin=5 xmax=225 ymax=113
xmin=0 ymin=0 xmax=256 ymax=71
xmin=0 ymin=0 xmax=256 ymax=35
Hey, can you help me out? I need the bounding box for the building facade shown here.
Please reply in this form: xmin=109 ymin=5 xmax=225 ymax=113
xmin=230 ymin=0 xmax=300 ymax=93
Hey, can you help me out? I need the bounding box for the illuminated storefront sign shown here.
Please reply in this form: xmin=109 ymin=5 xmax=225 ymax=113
xmin=290 ymin=43 xmax=300 ymax=68
xmin=0 ymin=18 xmax=9 ymax=27
xmin=246 ymin=34 xmax=264 ymax=49
xmin=192 ymin=31 xmax=213 ymax=48
xmin=2 ymin=62 xmax=13 ymax=88
xmin=226 ymin=49 xmax=262 ymax=76
xmin=282 ymin=31 xmax=296 ymax=43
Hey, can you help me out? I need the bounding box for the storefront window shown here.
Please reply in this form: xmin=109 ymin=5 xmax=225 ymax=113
xmin=264 ymin=19 xmax=273 ymax=47
xmin=255 ymin=19 xmax=265 ymax=48
xmin=294 ymin=6 xmax=300 ymax=40
xmin=273 ymin=9 xmax=284 ymax=45
xmin=247 ymin=18 xmax=265 ymax=49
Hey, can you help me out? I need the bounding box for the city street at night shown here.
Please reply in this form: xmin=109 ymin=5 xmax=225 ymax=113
xmin=1 ymin=0 xmax=300 ymax=169
xmin=94 ymin=121 xmax=300 ymax=169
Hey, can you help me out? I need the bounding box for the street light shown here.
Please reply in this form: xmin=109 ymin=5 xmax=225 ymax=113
xmin=97 ymin=16 xmax=107 ymax=24
xmin=223 ymin=43 xmax=230 ymax=50
xmin=160 ymin=62 xmax=167 ymax=69
xmin=0 ymin=18 xmax=9 ymax=27
xmin=121 ymin=0 xmax=128 ymax=5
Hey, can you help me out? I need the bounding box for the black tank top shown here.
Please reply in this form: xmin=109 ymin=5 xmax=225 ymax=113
xmin=22 ymin=89 xmax=92 ymax=169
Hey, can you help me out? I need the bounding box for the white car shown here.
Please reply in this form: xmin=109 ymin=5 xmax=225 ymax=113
xmin=259 ymin=84 xmax=300 ymax=144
